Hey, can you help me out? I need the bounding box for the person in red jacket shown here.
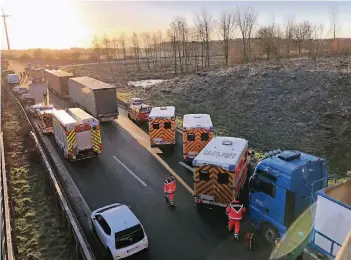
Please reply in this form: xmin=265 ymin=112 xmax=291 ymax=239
xmin=164 ymin=176 xmax=176 ymax=203
xmin=226 ymin=199 xmax=246 ymax=239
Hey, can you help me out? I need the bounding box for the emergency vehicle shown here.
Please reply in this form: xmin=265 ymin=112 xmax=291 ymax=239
xmin=66 ymin=107 xmax=102 ymax=157
xmin=52 ymin=110 xmax=80 ymax=161
xmin=29 ymin=68 xmax=44 ymax=83
xmin=37 ymin=105 xmax=55 ymax=134
xmin=192 ymin=136 xmax=250 ymax=207
xmin=182 ymin=114 xmax=214 ymax=162
xmin=127 ymin=98 xmax=152 ymax=124
xmin=148 ymin=106 xmax=176 ymax=148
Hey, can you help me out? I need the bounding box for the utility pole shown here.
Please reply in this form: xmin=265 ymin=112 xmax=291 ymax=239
xmin=1 ymin=9 xmax=10 ymax=50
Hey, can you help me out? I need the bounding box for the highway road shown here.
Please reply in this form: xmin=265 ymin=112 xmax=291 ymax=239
xmin=9 ymin=62 xmax=273 ymax=260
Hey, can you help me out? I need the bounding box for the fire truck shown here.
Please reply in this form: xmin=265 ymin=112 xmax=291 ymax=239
xmin=192 ymin=136 xmax=250 ymax=207
xmin=66 ymin=108 xmax=102 ymax=157
xmin=52 ymin=110 xmax=81 ymax=161
xmin=182 ymin=114 xmax=214 ymax=163
xmin=37 ymin=105 xmax=55 ymax=134
xmin=127 ymin=98 xmax=152 ymax=124
xmin=148 ymin=106 xmax=176 ymax=149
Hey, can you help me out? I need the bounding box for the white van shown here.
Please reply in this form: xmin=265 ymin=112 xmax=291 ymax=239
xmin=7 ymin=73 xmax=20 ymax=85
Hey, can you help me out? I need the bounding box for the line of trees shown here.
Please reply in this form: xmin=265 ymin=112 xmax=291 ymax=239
xmin=93 ymin=6 xmax=342 ymax=74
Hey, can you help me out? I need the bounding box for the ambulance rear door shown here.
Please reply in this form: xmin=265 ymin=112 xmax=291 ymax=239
xmin=75 ymin=124 xmax=93 ymax=151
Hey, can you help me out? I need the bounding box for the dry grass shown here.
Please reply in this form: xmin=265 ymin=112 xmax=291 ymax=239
xmin=3 ymin=90 xmax=71 ymax=260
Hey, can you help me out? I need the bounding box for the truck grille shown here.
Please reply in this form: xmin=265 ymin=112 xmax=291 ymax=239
xmin=115 ymin=224 xmax=144 ymax=249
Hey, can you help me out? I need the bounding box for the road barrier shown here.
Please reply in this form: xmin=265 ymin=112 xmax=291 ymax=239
xmin=6 ymin=88 xmax=95 ymax=260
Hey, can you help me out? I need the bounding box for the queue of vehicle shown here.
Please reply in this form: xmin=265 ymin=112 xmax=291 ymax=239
xmin=6 ymin=67 xmax=349 ymax=260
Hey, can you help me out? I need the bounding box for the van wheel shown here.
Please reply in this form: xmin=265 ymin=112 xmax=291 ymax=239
xmin=262 ymin=223 xmax=279 ymax=243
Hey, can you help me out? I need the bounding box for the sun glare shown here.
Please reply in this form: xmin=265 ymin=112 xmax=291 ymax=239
xmin=2 ymin=0 xmax=93 ymax=49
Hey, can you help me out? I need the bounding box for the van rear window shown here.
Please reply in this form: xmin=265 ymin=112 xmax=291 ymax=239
xmin=201 ymin=133 xmax=209 ymax=141
xmin=115 ymin=224 xmax=145 ymax=249
xmin=187 ymin=133 xmax=195 ymax=141
xmin=218 ymin=173 xmax=229 ymax=185
xmin=199 ymin=170 xmax=210 ymax=181
xmin=152 ymin=123 xmax=159 ymax=129
xmin=164 ymin=122 xmax=171 ymax=129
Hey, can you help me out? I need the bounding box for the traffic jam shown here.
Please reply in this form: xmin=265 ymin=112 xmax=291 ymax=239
xmin=2 ymin=60 xmax=349 ymax=260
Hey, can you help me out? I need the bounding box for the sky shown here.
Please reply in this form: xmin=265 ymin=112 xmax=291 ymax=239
xmin=0 ymin=0 xmax=350 ymax=50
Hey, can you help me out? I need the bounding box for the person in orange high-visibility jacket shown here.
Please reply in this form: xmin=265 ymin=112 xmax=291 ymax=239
xmin=226 ymin=199 xmax=246 ymax=239
xmin=164 ymin=176 xmax=176 ymax=202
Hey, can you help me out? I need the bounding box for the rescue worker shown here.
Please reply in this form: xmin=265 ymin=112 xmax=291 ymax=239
xmin=226 ymin=199 xmax=246 ymax=240
xmin=164 ymin=175 xmax=176 ymax=203
xmin=43 ymin=90 xmax=48 ymax=105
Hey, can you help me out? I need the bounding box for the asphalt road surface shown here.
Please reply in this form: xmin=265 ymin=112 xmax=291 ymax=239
xmin=9 ymin=62 xmax=273 ymax=260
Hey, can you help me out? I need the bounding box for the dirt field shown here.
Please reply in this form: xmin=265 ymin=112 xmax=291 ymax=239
xmin=67 ymin=56 xmax=351 ymax=175
xmin=3 ymin=89 xmax=71 ymax=259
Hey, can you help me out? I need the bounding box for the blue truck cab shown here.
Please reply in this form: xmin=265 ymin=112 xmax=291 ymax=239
xmin=249 ymin=150 xmax=328 ymax=243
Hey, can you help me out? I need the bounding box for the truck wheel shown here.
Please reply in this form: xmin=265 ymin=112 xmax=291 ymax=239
xmin=262 ymin=224 xmax=279 ymax=244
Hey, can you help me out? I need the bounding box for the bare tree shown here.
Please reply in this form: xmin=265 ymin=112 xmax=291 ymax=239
xmin=217 ymin=11 xmax=236 ymax=65
xmin=292 ymin=21 xmax=313 ymax=55
xmin=168 ymin=21 xmax=178 ymax=74
xmin=118 ymin=33 xmax=127 ymax=59
xmin=142 ymin=32 xmax=152 ymax=70
xmin=131 ymin=33 xmax=141 ymax=71
xmin=331 ymin=7 xmax=339 ymax=51
xmin=284 ymin=20 xmax=294 ymax=55
xmin=92 ymin=36 xmax=101 ymax=62
xmin=310 ymin=24 xmax=328 ymax=62
xmin=237 ymin=7 xmax=257 ymax=63
xmin=102 ymin=35 xmax=116 ymax=81
xmin=256 ymin=23 xmax=282 ymax=60
xmin=157 ymin=30 xmax=163 ymax=65
xmin=331 ymin=7 xmax=338 ymax=40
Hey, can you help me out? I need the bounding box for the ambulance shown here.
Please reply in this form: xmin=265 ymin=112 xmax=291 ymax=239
xmin=148 ymin=106 xmax=176 ymax=149
xmin=182 ymin=114 xmax=214 ymax=162
xmin=127 ymin=98 xmax=152 ymax=124
xmin=66 ymin=107 xmax=102 ymax=157
xmin=52 ymin=110 xmax=80 ymax=161
xmin=192 ymin=136 xmax=250 ymax=207
xmin=37 ymin=105 xmax=55 ymax=134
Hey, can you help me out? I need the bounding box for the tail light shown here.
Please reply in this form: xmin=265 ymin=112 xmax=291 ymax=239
xmin=99 ymin=144 xmax=103 ymax=151
xmin=65 ymin=131 xmax=69 ymax=136
xmin=68 ymin=152 xmax=73 ymax=158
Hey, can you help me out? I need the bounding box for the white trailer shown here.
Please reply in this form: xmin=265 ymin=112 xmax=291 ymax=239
xmin=68 ymin=77 xmax=119 ymax=122
xmin=52 ymin=109 xmax=78 ymax=160
xmin=304 ymin=180 xmax=351 ymax=259
xmin=66 ymin=108 xmax=102 ymax=157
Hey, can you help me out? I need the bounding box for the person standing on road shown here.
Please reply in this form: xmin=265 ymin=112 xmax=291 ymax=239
xmin=226 ymin=199 xmax=246 ymax=240
xmin=164 ymin=176 xmax=176 ymax=203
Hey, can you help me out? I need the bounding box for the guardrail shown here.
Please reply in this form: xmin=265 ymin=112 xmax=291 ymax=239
xmin=7 ymin=88 xmax=95 ymax=260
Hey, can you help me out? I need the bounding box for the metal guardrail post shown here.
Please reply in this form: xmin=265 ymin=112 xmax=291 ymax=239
xmin=0 ymin=132 xmax=15 ymax=260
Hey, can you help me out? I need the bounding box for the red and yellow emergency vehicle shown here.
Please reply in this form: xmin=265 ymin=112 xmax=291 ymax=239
xmin=127 ymin=98 xmax=152 ymax=124
xmin=148 ymin=106 xmax=176 ymax=148
xmin=182 ymin=114 xmax=214 ymax=162
xmin=66 ymin=107 xmax=102 ymax=157
xmin=192 ymin=136 xmax=250 ymax=207
xmin=29 ymin=68 xmax=44 ymax=83
xmin=37 ymin=105 xmax=55 ymax=134
xmin=52 ymin=109 xmax=79 ymax=161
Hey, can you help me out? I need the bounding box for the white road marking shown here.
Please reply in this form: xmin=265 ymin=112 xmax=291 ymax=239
xmin=179 ymin=162 xmax=194 ymax=173
xmin=113 ymin=156 xmax=147 ymax=187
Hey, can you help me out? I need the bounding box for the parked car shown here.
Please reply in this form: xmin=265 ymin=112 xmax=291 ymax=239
xmin=91 ymin=203 xmax=148 ymax=259
xmin=20 ymin=93 xmax=35 ymax=105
